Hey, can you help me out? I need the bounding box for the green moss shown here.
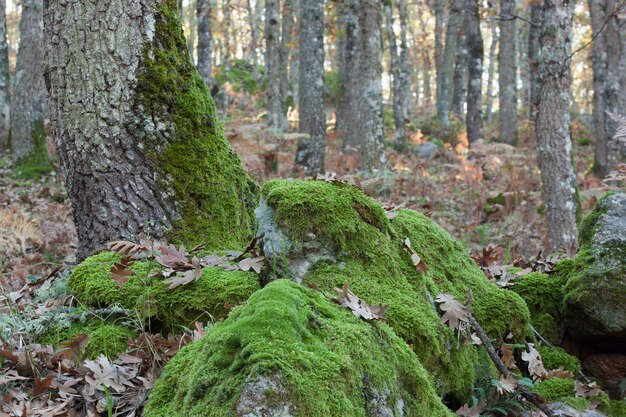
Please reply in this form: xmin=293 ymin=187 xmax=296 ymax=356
xmin=11 ymin=119 xmax=52 ymax=179
xmin=562 ymin=396 xmax=590 ymax=411
xmin=533 ymin=378 xmax=575 ymax=401
xmin=260 ymin=179 xmax=531 ymax=401
xmin=85 ymin=324 xmax=136 ymax=359
xmin=134 ymin=0 xmax=258 ymax=251
xmin=605 ymin=400 xmax=626 ymax=417
xmin=145 ymin=280 xmax=454 ymax=417
xmin=68 ymin=251 xmax=260 ymax=331
xmin=536 ymin=345 xmax=581 ymax=373
xmin=577 ymin=192 xmax=612 ymax=248
xmin=533 ymin=313 xmax=560 ymax=345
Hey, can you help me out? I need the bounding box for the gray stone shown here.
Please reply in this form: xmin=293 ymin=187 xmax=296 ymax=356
xmin=414 ymin=142 xmax=439 ymax=158
xmin=236 ymin=376 xmax=295 ymax=417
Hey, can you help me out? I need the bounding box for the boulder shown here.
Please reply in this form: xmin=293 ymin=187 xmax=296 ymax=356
xmin=562 ymin=192 xmax=626 ymax=348
xmin=583 ymin=354 xmax=626 ymax=399
xmin=413 ymin=142 xmax=439 ymax=158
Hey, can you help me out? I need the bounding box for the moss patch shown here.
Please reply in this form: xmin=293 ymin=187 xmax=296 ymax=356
xmin=533 ymin=377 xmax=575 ymax=402
xmin=144 ymin=280 xmax=454 ymax=417
xmin=536 ymin=345 xmax=581 ymax=373
xmin=11 ymin=119 xmax=52 ymax=179
xmin=68 ymin=251 xmax=261 ymax=331
xmin=134 ymin=0 xmax=258 ymax=250
xmin=85 ymin=324 xmax=136 ymax=359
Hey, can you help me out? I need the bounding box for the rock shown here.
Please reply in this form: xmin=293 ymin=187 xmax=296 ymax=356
xmin=562 ymin=192 xmax=626 ymax=349
xmin=583 ymin=354 xmax=626 ymax=399
xmin=413 ymin=142 xmax=439 ymax=158
xmin=236 ymin=376 xmax=295 ymax=417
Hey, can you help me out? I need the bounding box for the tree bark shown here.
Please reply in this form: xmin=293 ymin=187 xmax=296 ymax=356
xmin=518 ymin=18 xmax=530 ymax=117
xmin=535 ymin=0 xmax=578 ymax=252
xmin=465 ymin=0 xmax=483 ymax=144
xmin=12 ymin=0 xmax=46 ymax=162
xmin=265 ymin=0 xmax=285 ymax=129
xmin=434 ymin=0 xmax=447 ymax=125
xmin=197 ymin=0 xmax=213 ymax=86
xmin=384 ymin=1 xmax=407 ymax=149
xmin=0 ymin=0 xmax=9 ymax=151
xmin=280 ymin=0 xmax=296 ymax=113
xmin=528 ymin=1 xmax=541 ymax=120
xmin=440 ymin=0 xmax=462 ymax=127
xmin=295 ymin=0 xmax=326 ymax=175
xmin=498 ymin=0 xmax=518 ymax=144
xmin=418 ymin=7 xmax=432 ymax=111
xmin=397 ymin=0 xmax=411 ymax=114
xmin=246 ymin=0 xmax=259 ymax=68
xmin=44 ymin=0 xmax=258 ymax=260
xmin=187 ymin=0 xmax=197 ymax=64
xmin=451 ymin=4 xmax=468 ymax=119
xmin=485 ymin=16 xmax=497 ymax=122
xmin=358 ymin=0 xmax=385 ymax=170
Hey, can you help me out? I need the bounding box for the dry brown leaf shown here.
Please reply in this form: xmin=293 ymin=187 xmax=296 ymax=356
xmin=575 ymin=380 xmax=600 ymax=398
xmin=403 ymin=238 xmax=428 ymax=273
xmin=333 ymin=282 xmax=388 ymax=321
xmin=32 ymin=374 xmax=53 ymax=396
xmin=455 ymin=401 xmax=485 ymax=417
xmin=106 ymin=240 xmax=148 ymax=257
xmin=435 ymin=293 xmax=469 ymax=331
xmin=521 ymin=343 xmax=547 ymax=380
xmin=500 ymin=344 xmax=517 ymax=370
xmin=497 ymin=373 xmax=518 ymax=394
xmin=110 ymin=256 xmax=135 ymax=288
xmin=542 ymin=368 xmax=574 ymax=380
xmin=238 ymin=256 xmax=265 ymax=273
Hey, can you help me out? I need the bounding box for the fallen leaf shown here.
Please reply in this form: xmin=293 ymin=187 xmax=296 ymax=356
xmin=521 ymin=343 xmax=547 ymax=380
xmin=333 ymin=282 xmax=387 ymax=321
xmin=435 ymin=293 xmax=469 ymax=331
xmin=403 ymin=238 xmax=427 ymax=273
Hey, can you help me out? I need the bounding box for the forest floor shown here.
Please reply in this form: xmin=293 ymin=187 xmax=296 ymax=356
xmin=0 ymin=111 xmax=616 ymax=415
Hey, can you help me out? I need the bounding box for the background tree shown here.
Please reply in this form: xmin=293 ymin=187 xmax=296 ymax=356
xmin=384 ymin=0 xmax=408 ymax=149
xmin=451 ymin=4 xmax=468 ymax=119
xmin=433 ymin=0 xmax=446 ymax=126
xmin=439 ymin=0 xmax=462 ymax=127
xmin=465 ymin=0 xmax=483 ymax=143
xmin=11 ymin=0 xmax=47 ymax=165
xmin=535 ymin=0 xmax=578 ymax=251
xmin=295 ymin=0 xmax=326 ymax=174
xmin=44 ymin=0 xmax=258 ymax=260
xmin=485 ymin=11 xmax=498 ymax=122
xmin=265 ymin=0 xmax=285 ymax=129
xmin=0 ymin=0 xmax=9 ymax=151
xmin=498 ymin=0 xmax=518 ymax=144
xmin=197 ymin=0 xmax=213 ymax=86
xmin=528 ymin=0 xmax=541 ymax=119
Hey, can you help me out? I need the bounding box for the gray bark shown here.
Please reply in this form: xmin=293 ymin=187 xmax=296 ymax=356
xmin=528 ymin=2 xmax=541 ymax=120
xmin=434 ymin=0 xmax=446 ymax=125
xmin=384 ymin=1 xmax=408 ymax=148
xmin=518 ymin=18 xmax=530 ymax=117
xmin=498 ymin=0 xmax=518 ymax=144
xmin=197 ymin=0 xmax=213 ymax=86
xmin=295 ymin=0 xmax=326 ymax=175
xmin=465 ymin=0 xmax=483 ymax=144
xmin=418 ymin=7 xmax=432 ymax=110
xmin=12 ymin=0 xmax=45 ymax=162
xmin=247 ymin=0 xmax=261 ymax=70
xmin=358 ymin=0 xmax=385 ymax=169
xmin=451 ymin=4 xmax=468 ymax=118
xmin=187 ymin=0 xmax=197 ymax=64
xmin=397 ymin=0 xmax=411 ymax=113
xmin=485 ymin=16 xmax=497 ymax=122
xmin=0 ymin=0 xmax=9 ymax=150
xmin=265 ymin=0 xmax=285 ymax=129
xmin=336 ymin=0 xmax=361 ymax=151
xmin=280 ymin=0 xmax=296 ymax=113
xmin=44 ymin=0 xmax=257 ymax=260
xmin=535 ymin=0 xmax=578 ymax=252
xmin=440 ymin=0 xmax=462 ymax=127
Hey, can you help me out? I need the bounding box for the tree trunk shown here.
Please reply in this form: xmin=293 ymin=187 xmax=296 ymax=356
xmin=384 ymin=1 xmax=407 ymax=149
xmin=528 ymin=1 xmax=541 ymax=120
xmin=498 ymin=0 xmax=518 ymax=144
xmin=451 ymin=4 xmax=468 ymax=119
xmin=465 ymin=0 xmax=483 ymax=144
xmin=295 ymin=0 xmax=326 ymax=175
xmin=535 ymin=0 xmax=578 ymax=252
xmin=440 ymin=0 xmax=462 ymax=127
xmin=12 ymin=0 xmax=46 ymax=163
xmin=197 ymin=0 xmax=213 ymax=86
xmin=434 ymin=0 xmax=446 ymax=126
xmin=280 ymin=0 xmax=296 ymax=113
xmin=265 ymin=0 xmax=285 ymax=129
xmin=44 ymin=0 xmax=258 ymax=260
xmin=485 ymin=16 xmax=497 ymax=122
xmin=187 ymin=0 xmax=197 ymax=64
xmin=336 ymin=0 xmax=361 ymax=152
xmin=358 ymin=0 xmax=385 ymax=169
xmin=246 ymin=0 xmax=259 ymax=68
xmin=397 ymin=0 xmax=412 ymax=114
xmin=0 ymin=0 xmax=9 ymax=151
xmin=518 ymin=18 xmax=530 ymax=117
xmin=418 ymin=7 xmax=432 ymax=111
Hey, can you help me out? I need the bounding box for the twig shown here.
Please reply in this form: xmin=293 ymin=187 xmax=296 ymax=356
xmin=468 ymin=316 xmax=557 ymax=417
xmin=531 ymin=325 xmax=554 ymax=348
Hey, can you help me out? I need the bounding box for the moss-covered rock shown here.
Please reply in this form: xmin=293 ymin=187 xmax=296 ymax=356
xmin=537 ymin=345 xmax=581 ymax=374
xmin=561 ymin=192 xmax=626 ymax=348
xmin=85 ymin=324 xmax=136 ymax=359
xmin=533 ymin=377 xmax=575 ymax=402
xmin=253 ymin=179 xmax=530 ymax=402
xmin=144 ymin=280 xmax=454 ymax=417
xmin=68 ymin=251 xmax=260 ymax=331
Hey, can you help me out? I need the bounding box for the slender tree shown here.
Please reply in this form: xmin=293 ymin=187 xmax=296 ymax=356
xmin=528 ymin=1 xmax=541 ymax=120
xmin=451 ymin=5 xmax=468 ymax=118
xmin=265 ymin=0 xmax=285 ymax=129
xmin=397 ymin=0 xmax=412 ymax=114
xmin=535 ymin=0 xmax=578 ymax=251
xmin=197 ymin=0 xmax=213 ymax=86
xmin=485 ymin=15 xmax=498 ymax=122
xmin=384 ymin=0 xmax=408 ymax=148
xmin=246 ymin=0 xmax=260 ymax=68
xmin=358 ymin=0 xmax=385 ymax=169
xmin=280 ymin=0 xmax=296 ymax=112
xmin=295 ymin=0 xmax=326 ymax=174
xmin=498 ymin=0 xmax=518 ymax=144
xmin=434 ymin=0 xmax=446 ymax=125
xmin=440 ymin=0 xmax=463 ymax=127
xmin=12 ymin=0 xmax=47 ymax=165
xmin=44 ymin=0 xmax=258 ymax=260
xmin=465 ymin=0 xmax=483 ymax=143
xmin=0 ymin=0 xmax=9 ymax=151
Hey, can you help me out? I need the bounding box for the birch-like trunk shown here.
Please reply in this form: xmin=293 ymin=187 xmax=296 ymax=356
xmin=265 ymin=0 xmax=285 ymax=129
xmin=197 ymin=0 xmax=213 ymax=86
xmin=384 ymin=2 xmax=407 ymax=148
xmin=535 ymin=0 xmax=578 ymax=251
xmin=44 ymin=0 xmax=258 ymax=259
xmin=498 ymin=0 xmax=518 ymax=144
xmin=465 ymin=0 xmax=483 ymax=144
xmin=485 ymin=17 xmax=497 ymax=122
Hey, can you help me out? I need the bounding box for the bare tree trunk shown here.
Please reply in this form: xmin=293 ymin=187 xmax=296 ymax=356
xmin=528 ymin=2 xmax=541 ymax=120
xmin=44 ymin=0 xmax=258 ymax=260
xmin=336 ymin=0 xmax=361 ymax=151
xmin=0 ymin=0 xmax=9 ymax=151
xmin=265 ymin=0 xmax=285 ymax=129
xmin=197 ymin=0 xmax=213 ymax=86
xmin=498 ymin=0 xmax=518 ymax=144
xmin=280 ymin=0 xmax=296 ymax=113
xmin=295 ymin=0 xmax=326 ymax=174
xmin=451 ymin=5 xmax=468 ymax=118
xmin=187 ymin=0 xmax=197 ymax=64
xmin=418 ymin=7 xmax=432 ymax=111
xmin=358 ymin=0 xmax=385 ymax=169
xmin=518 ymin=18 xmax=530 ymax=118
xmin=384 ymin=1 xmax=407 ymax=148
xmin=440 ymin=0 xmax=462 ymax=127
xmin=397 ymin=0 xmax=412 ymax=114
xmin=485 ymin=16 xmax=497 ymax=122
xmin=535 ymin=0 xmax=578 ymax=252
xmin=246 ymin=0 xmax=259 ymax=68
xmin=465 ymin=0 xmax=483 ymax=144
xmin=434 ymin=0 xmax=447 ymax=125
xmin=12 ymin=0 xmax=46 ymax=165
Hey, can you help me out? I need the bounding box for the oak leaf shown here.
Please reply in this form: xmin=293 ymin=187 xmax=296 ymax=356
xmin=333 ymin=282 xmax=388 ymax=321
xmin=435 ymin=293 xmax=469 ymax=331
xmin=521 ymin=343 xmax=547 ymax=380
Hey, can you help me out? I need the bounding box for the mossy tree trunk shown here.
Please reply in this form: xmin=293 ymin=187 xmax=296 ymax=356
xmin=44 ymin=0 xmax=258 ymax=260
xmin=498 ymin=0 xmax=518 ymax=144
xmin=535 ymin=0 xmax=578 ymax=252
xmin=12 ymin=0 xmax=46 ymax=163
xmin=0 ymin=0 xmax=9 ymax=151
